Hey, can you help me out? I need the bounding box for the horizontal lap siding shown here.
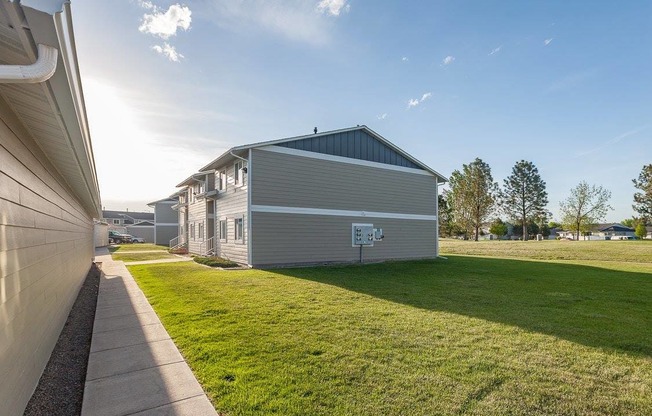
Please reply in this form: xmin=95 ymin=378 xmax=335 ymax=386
xmin=251 ymin=148 xmax=436 ymax=215
xmin=251 ymin=213 xmax=437 ymax=266
xmin=214 ymin=163 xmax=248 ymax=264
xmin=0 ymin=100 xmax=94 ymax=414
xmin=187 ymin=198 xmax=207 ymax=254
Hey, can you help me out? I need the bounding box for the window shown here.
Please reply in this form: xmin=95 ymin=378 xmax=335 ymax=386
xmin=198 ymin=182 xmax=205 ymax=195
xmin=190 ymin=222 xmax=195 ymax=239
xmin=113 ymin=219 xmax=120 ymax=225
xmin=234 ymin=161 xmax=246 ymax=186
xmin=217 ymin=170 xmax=226 ymax=192
xmin=199 ymin=222 xmax=204 ymax=239
xmin=234 ymin=217 xmax=243 ymax=242
xmin=219 ymin=219 xmax=227 ymax=241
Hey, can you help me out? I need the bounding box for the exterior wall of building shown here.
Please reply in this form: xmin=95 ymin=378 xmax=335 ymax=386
xmin=0 ymin=100 xmax=94 ymax=413
xmin=187 ymin=193 xmax=207 ymax=254
xmin=153 ymin=200 xmax=179 ymax=245
xmin=214 ymin=162 xmax=248 ymax=264
xmin=249 ymin=147 xmax=438 ymax=266
xmin=94 ymin=222 xmax=109 ymax=247
xmin=125 ymin=225 xmax=155 ymax=242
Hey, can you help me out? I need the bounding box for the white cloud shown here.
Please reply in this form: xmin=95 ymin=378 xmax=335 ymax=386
xmin=489 ymin=46 xmax=502 ymax=55
xmin=139 ymin=4 xmax=192 ymax=39
xmin=407 ymin=92 xmax=432 ymax=109
xmin=137 ymin=0 xmax=155 ymax=10
xmin=442 ymin=55 xmax=455 ymax=65
xmin=152 ymin=43 xmax=184 ymax=62
xmin=317 ymin=0 xmax=350 ymax=16
xmin=377 ymin=113 xmax=388 ymax=120
xmin=544 ymin=38 xmax=553 ymax=46
xmin=203 ymin=1 xmax=338 ymax=46
xmin=402 ymin=56 xmax=408 ymax=62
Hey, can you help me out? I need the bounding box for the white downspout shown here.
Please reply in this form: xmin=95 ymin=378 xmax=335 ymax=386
xmin=0 ymin=44 xmax=58 ymax=83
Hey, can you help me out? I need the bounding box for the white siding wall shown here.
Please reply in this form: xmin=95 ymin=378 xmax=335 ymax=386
xmin=187 ymin=193 xmax=207 ymax=254
xmin=0 ymin=99 xmax=94 ymax=414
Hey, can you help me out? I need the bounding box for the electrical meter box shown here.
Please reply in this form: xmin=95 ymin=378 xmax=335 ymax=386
xmin=352 ymin=223 xmax=374 ymax=246
xmin=373 ymin=228 xmax=384 ymax=241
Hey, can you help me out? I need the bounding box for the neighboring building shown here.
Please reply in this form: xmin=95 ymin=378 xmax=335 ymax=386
xmin=147 ymin=197 xmax=179 ymax=245
xmin=0 ymin=1 xmax=101 ymax=414
xmin=557 ymin=223 xmax=636 ymax=240
xmin=171 ymin=126 xmax=447 ymax=267
xmin=646 ymin=226 xmax=652 ymax=240
xmin=101 ymin=209 xmax=155 ymax=242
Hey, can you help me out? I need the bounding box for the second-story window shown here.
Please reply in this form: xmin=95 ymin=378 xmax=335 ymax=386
xmin=234 ymin=161 xmax=246 ymax=186
xmin=217 ymin=170 xmax=226 ymax=192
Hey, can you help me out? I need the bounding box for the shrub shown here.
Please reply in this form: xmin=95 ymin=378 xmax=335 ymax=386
xmin=193 ymin=256 xmax=240 ymax=268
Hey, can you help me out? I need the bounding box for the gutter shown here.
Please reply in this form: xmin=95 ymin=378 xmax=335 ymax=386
xmin=0 ymin=43 xmax=58 ymax=83
xmin=229 ymin=150 xmax=248 ymax=164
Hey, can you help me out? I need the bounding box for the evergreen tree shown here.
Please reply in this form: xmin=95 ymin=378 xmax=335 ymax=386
xmin=500 ymin=160 xmax=548 ymax=240
xmin=448 ymin=158 xmax=498 ymax=241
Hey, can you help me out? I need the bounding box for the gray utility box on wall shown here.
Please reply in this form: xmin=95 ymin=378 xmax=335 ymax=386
xmin=352 ymin=223 xmax=374 ymax=246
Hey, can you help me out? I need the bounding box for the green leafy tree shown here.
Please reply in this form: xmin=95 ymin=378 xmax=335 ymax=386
xmin=622 ymin=218 xmax=635 ymax=228
xmin=635 ymin=223 xmax=647 ymax=239
xmin=559 ymin=181 xmax=612 ymax=241
xmin=448 ymin=158 xmax=498 ymax=241
xmin=633 ymin=164 xmax=652 ymax=224
xmin=548 ymin=221 xmax=562 ymax=229
xmin=500 ymin=160 xmax=549 ymax=240
xmin=438 ymin=193 xmax=455 ymax=237
xmin=489 ymin=218 xmax=508 ymax=239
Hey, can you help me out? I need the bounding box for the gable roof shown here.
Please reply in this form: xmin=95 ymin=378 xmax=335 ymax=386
xmin=597 ymin=223 xmax=635 ymax=232
xmin=102 ymin=210 xmax=154 ymax=221
xmin=147 ymin=197 xmax=177 ymax=206
xmin=198 ymin=126 xmax=447 ymax=183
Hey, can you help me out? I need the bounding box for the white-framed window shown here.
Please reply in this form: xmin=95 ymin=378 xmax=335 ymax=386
xmin=217 ymin=170 xmax=226 ymax=192
xmin=234 ymin=161 xmax=246 ymax=186
xmin=234 ymin=217 xmax=244 ymax=242
xmin=189 ymin=187 xmax=195 ymax=204
xmin=219 ymin=219 xmax=227 ymax=241
xmin=190 ymin=222 xmax=195 ymax=240
xmin=113 ymin=219 xmax=120 ymax=225
xmin=198 ymin=182 xmax=205 ymax=195
xmin=199 ymin=221 xmax=204 ymax=239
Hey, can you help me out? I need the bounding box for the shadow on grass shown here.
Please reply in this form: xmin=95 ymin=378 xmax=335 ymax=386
xmin=273 ymin=256 xmax=652 ymax=357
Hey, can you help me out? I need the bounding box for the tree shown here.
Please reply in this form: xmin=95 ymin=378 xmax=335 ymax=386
xmin=448 ymin=158 xmax=498 ymax=241
xmin=635 ymin=223 xmax=647 ymax=239
xmin=559 ymin=181 xmax=612 ymax=241
xmin=438 ymin=194 xmax=456 ymax=237
xmin=622 ymin=218 xmax=635 ymax=228
xmin=500 ymin=160 xmax=549 ymax=241
xmin=548 ymin=221 xmax=562 ymax=229
xmin=489 ymin=218 xmax=508 ymax=239
xmin=633 ymin=164 xmax=652 ymax=224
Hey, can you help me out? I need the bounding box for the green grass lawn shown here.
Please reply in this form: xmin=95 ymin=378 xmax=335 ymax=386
xmin=128 ymin=242 xmax=652 ymax=415
xmin=108 ymin=243 xmax=169 ymax=253
xmin=111 ymin=251 xmax=178 ymax=262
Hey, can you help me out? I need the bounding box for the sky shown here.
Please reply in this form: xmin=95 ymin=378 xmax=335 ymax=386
xmin=72 ymin=0 xmax=652 ymax=222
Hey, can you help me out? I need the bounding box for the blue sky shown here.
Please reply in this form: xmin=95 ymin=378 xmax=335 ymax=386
xmin=73 ymin=0 xmax=651 ymax=222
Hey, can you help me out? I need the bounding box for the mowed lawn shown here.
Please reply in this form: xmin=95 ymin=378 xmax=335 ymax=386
xmin=128 ymin=241 xmax=652 ymax=415
xmin=109 ymin=243 xmax=178 ymax=262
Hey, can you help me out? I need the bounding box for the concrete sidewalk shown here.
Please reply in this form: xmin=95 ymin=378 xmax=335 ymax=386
xmin=82 ymin=248 xmax=217 ymax=416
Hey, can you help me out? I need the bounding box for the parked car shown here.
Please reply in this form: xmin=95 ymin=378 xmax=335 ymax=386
xmin=131 ymin=236 xmax=145 ymax=243
xmin=109 ymin=230 xmax=132 ymax=244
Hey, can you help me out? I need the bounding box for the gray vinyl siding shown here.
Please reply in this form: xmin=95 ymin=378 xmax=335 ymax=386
xmin=1 ymin=98 xmax=94 ymax=414
xmin=187 ymin=196 xmax=208 ymax=254
xmin=276 ymin=128 xmax=421 ymax=169
xmin=155 ymin=225 xmax=178 ymax=246
xmin=251 ymin=213 xmax=437 ymax=267
xmin=251 ymin=148 xmax=437 ymax=215
xmin=125 ymin=225 xmax=154 ymax=242
xmin=155 ymin=202 xmax=178 ymax=224
xmin=214 ymin=162 xmax=248 ymax=264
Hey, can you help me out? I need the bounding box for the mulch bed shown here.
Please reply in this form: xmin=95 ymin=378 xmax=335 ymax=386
xmin=23 ymin=262 xmax=101 ymax=416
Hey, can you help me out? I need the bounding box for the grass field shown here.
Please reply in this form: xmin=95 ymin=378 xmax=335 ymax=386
xmin=128 ymin=241 xmax=652 ymax=415
xmin=108 ymin=243 xmax=169 ymax=252
xmin=111 ymin=251 xmax=178 ymax=262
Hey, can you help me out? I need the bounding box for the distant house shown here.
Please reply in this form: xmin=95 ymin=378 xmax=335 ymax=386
xmin=101 ymin=209 xmax=155 ymax=242
xmin=147 ymin=197 xmax=179 ymax=245
xmin=0 ymin=1 xmax=101 ymax=414
xmin=557 ymin=223 xmax=636 ymax=240
xmin=170 ymin=125 xmax=447 ymax=267
xmin=645 ymin=226 xmax=652 ymax=240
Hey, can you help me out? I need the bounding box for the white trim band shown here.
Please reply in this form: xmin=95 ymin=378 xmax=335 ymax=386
xmin=257 ymin=145 xmax=433 ymax=177
xmin=251 ymin=205 xmax=437 ymax=221
xmin=155 ymin=223 xmax=179 ymax=226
